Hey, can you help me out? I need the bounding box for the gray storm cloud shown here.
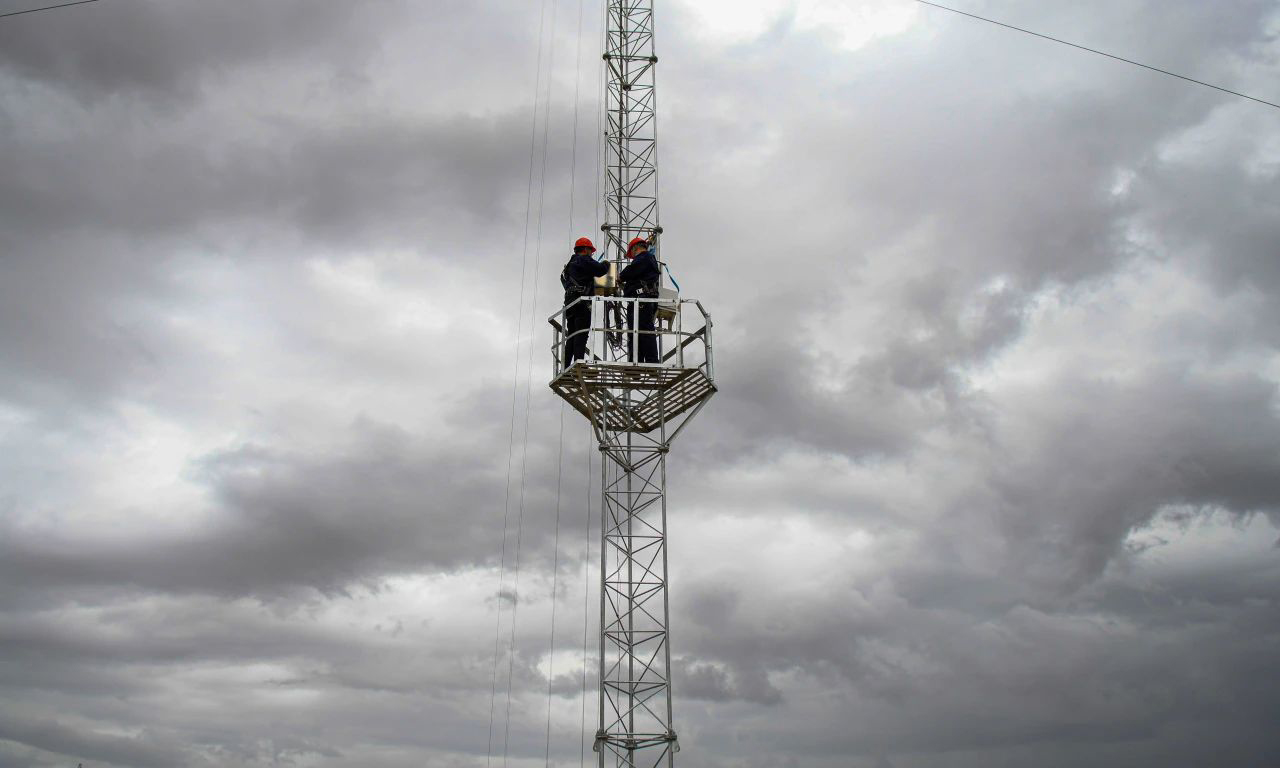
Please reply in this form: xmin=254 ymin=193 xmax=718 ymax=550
xmin=2 ymin=1 xmax=1279 ymax=767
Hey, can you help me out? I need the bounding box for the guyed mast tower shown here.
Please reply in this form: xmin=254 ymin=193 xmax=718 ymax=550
xmin=549 ymin=1 xmax=716 ymax=766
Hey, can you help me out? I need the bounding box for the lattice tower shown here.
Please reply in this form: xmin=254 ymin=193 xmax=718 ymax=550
xmin=549 ymin=2 xmax=716 ymax=766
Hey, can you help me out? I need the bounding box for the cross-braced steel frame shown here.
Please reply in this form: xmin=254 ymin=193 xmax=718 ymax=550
xmin=598 ymin=3 xmax=674 ymax=766
xmin=547 ymin=2 xmax=714 ymax=765
xmin=592 ymin=394 xmax=677 ymax=768
xmin=601 ymin=0 xmax=661 ymax=264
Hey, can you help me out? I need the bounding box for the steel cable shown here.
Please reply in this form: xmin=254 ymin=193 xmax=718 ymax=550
xmin=578 ymin=419 xmax=594 ymax=768
xmin=915 ymin=0 xmax=1280 ymax=111
xmin=505 ymin=0 xmax=561 ymax=763
xmin=0 ymin=0 xmax=98 ymax=20
xmin=542 ymin=0 xmax=591 ymax=764
xmin=488 ymin=1 xmax=552 ymax=766
xmin=544 ymin=402 xmax=568 ymax=767
xmin=581 ymin=2 xmax=608 ymax=764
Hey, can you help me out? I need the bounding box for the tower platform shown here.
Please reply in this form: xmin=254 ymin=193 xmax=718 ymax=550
xmin=549 ymin=296 xmax=716 ymax=435
xmin=550 ymin=360 xmax=716 ymax=434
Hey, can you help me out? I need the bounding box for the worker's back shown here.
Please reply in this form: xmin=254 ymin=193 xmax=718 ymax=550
xmin=562 ymin=252 xmax=607 ymax=303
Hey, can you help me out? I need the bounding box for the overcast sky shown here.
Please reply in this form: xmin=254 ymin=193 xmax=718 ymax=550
xmin=2 ymin=1 xmax=1279 ymax=766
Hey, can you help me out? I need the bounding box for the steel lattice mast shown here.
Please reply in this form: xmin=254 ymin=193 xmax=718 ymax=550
xmin=548 ymin=2 xmax=715 ymax=766
xmin=600 ymin=0 xmax=661 ymax=264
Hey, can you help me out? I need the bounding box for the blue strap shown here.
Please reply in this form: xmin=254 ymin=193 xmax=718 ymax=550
xmin=663 ymin=264 xmax=681 ymax=293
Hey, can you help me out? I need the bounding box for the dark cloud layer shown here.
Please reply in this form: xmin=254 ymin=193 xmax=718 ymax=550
xmin=2 ymin=1 xmax=1279 ymax=767
xmin=0 ymin=1 xmax=398 ymax=101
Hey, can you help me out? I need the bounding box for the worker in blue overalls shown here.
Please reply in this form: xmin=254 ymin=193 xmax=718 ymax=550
xmin=619 ymin=236 xmax=661 ymax=364
xmin=561 ymin=237 xmax=609 ymax=367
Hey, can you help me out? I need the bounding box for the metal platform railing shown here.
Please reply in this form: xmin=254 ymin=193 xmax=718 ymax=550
xmin=548 ymin=296 xmax=714 ymax=378
xmin=548 ymin=296 xmax=717 ymax=434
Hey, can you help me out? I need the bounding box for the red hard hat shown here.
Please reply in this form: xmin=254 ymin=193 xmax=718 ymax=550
xmin=626 ymin=236 xmax=649 ymax=258
xmin=574 ymin=237 xmax=596 ymax=253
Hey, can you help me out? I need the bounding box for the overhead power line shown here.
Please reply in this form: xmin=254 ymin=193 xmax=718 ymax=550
xmin=914 ymin=0 xmax=1280 ymax=112
xmin=0 ymin=0 xmax=98 ymax=20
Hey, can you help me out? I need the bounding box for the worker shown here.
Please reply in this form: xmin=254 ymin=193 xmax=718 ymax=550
xmin=561 ymin=236 xmax=608 ymax=367
xmin=619 ymin=236 xmax=661 ymax=364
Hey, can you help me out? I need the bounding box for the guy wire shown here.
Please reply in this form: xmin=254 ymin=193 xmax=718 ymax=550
xmin=487 ymin=0 xmax=551 ymax=765
xmin=505 ymin=0 xmax=561 ymax=763
xmin=543 ymin=0 xmax=590 ymax=764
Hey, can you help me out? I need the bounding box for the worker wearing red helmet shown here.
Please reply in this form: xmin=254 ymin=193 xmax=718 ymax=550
xmin=560 ymin=236 xmax=609 ymax=367
xmin=618 ymin=236 xmax=662 ymax=364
